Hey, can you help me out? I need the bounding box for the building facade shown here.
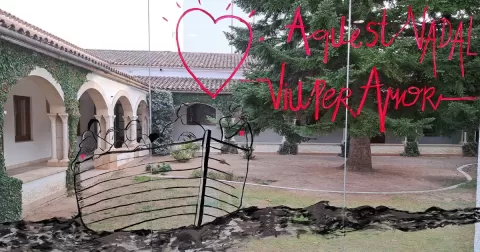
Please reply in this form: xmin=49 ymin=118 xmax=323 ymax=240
xmin=87 ymin=49 xmax=466 ymax=156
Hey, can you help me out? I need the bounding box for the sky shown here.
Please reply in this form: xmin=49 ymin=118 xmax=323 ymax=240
xmin=0 ymin=0 xmax=184 ymax=51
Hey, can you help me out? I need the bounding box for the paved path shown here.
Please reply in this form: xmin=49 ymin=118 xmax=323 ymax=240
xmin=215 ymin=163 xmax=477 ymax=195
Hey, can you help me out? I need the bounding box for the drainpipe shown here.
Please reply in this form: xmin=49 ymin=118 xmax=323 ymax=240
xmin=0 ymin=28 xmax=147 ymax=91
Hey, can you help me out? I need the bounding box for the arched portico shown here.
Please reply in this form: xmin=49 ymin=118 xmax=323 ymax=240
xmin=135 ymin=99 xmax=148 ymax=143
xmin=77 ymin=81 xmax=109 ymax=154
xmin=111 ymin=90 xmax=134 ymax=148
xmin=4 ymin=68 xmax=69 ymax=169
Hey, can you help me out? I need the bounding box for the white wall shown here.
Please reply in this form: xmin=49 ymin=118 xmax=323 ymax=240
xmin=79 ymin=94 xmax=95 ymax=133
xmin=4 ymin=78 xmax=52 ymax=168
xmin=85 ymin=73 xmax=147 ymax=116
xmin=115 ymin=66 xmax=245 ymax=80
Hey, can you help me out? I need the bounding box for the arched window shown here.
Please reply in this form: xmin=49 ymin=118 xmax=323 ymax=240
xmin=187 ymin=104 xmax=216 ymax=125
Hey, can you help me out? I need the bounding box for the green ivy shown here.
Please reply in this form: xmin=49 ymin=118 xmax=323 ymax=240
xmin=0 ymin=41 xmax=88 ymax=196
xmin=0 ymin=173 xmax=22 ymax=223
xmin=278 ymin=141 xmax=298 ymax=155
xmin=150 ymin=90 xmax=174 ymax=155
xmin=462 ymin=130 xmax=478 ymax=157
xmin=401 ymin=137 xmax=420 ymax=157
xmin=172 ymin=93 xmax=233 ymax=115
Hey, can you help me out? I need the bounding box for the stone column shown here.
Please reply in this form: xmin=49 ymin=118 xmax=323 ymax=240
xmin=58 ymin=114 xmax=69 ymax=163
xmin=130 ymin=116 xmax=138 ymax=145
xmin=104 ymin=115 xmax=116 ymax=149
xmin=230 ymin=118 xmax=236 ymax=143
xmin=123 ymin=116 xmax=131 ymax=142
xmin=47 ymin=114 xmax=58 ymax=164
xmin=94 ymin=115 xmax=103 ymax=150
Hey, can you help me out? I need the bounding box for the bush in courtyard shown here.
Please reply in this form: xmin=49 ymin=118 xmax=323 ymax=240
xmin=401 ymin=137 xmax=420 ymax=157
xmin=462 ymin=142 xmax=478 ymax=157
xmin=172 ymin=142 xmax=201 ymax=162
xmin=0 ymin=173 xmax=22 ymax=223
xmin=150 ymin=90 xmax=174 ymax=156
xmin=220 ymin=140 xmax=239 ymax=154
xmin=190 ymin=170 xmax=235 ymax=181
xmin=241 ymin=144 xmax=255 ymax=159
xmin=278 ymin=141 xmax=298 ymax=155
xmin=145 ymin=164 xmax=152 ymax=172
xmin=152 ymin=163 xmax=172 ymax=175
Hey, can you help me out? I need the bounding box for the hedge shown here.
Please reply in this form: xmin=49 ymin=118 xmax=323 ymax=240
xmin=150 ymin=90 xmax=174 ymax=155
xmin=0 ymin=174 xmax=22 ymax=223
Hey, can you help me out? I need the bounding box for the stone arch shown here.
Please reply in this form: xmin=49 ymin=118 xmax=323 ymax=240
xmin=77 ymin=81 xmax=109 ymax=115
xmin=27 ymin=67 xmax=65 ymax=113
xmin=135 ymin=99 xmax=148 ymax=143
xmin=4 ymin=67 xmax=68 ymax=168
xmin=178 ymin=102 xmax=218 ymax=125
xmin=134 ymin=96 xmax=148 ymax=114
xmin=111 ymin=90 xmax=134 ymax=117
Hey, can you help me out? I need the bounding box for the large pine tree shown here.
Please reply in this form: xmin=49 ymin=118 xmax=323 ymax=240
xmin=226 ymin=0 xmax=480 ymax=171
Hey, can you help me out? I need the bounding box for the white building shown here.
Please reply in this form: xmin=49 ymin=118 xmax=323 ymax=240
xmin=87 ymin=49 xmax=466 ymax=156
xmin=0 ymin=9 xmax=149 ymax=216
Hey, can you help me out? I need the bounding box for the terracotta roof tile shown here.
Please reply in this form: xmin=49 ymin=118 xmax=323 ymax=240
xmin=0 ymin=9 xmax=146 ymax=89
xmin=87 ymin=49 xmax=252 ymax=69
xmin=136 ymin=76 xmax=244 ymax=92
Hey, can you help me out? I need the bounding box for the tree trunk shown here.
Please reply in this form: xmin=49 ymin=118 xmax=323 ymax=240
xmin=346 ymin=136 xmax=373 ymax=172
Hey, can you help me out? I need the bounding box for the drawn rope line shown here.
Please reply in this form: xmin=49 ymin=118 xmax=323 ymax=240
xmin=76 ymin=137 xmax=203 ymax=166
xmin=204 ymin=176 xmax=236 ymax=189
xmin=80 ymin=186 xmax=200 ymax=209
xmin=203 ymin=205 xmax=231 ymax=215
xmin=80 ymin=177 xmax=200 ymax=200
xmin=82 ymin=195 xmax=199 ymax=217
xmin=114 ymin=212 xmax=218 ymax=232
xmin=78 ymin=168 xmax=201 ymax=193
xmin=205 ymin=185 xmax=238 ymax=199
xmin=207 ymin=167 xmax=234 ymax=177
xmin=85 ymin=204 xmax=199 ymax=225
xmin=78 ymin=160 xmax=201 ymax=183
xmin=204 ymin=195 xmax=239 ymax=209
xmin=75 ymin=153 xmax=153 ymax=176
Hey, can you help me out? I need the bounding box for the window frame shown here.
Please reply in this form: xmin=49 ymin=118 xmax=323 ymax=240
xmin=14 ymin=95 xmax=32 ymax=142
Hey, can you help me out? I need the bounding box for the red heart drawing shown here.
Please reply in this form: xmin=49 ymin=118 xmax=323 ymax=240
xmin=239 ymin=130 xmax=245 ymax=136
xmin=176 ymin=8 xmax=253 ymax=99
xmin=80 ymin=153 xmax=86 ymax=160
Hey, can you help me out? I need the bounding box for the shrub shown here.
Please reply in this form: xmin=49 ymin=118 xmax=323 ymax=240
xmin=401 ymin=141 xmax=420 ymax=157
xmin=220 ymin=140 xmax=239 ymax=154
xmin=172 ymin=142 xmax=201 ymax=162
xmin=152 ymin=163 xmax=172 ymax=174
xmin=145 ymin=164 xmax=152 ymax=172
xmin=0 ymin=174 xmax=22 ymax=223
xmin=241 ymin=144 xmax=255 ymax=159
xmin=190 ymin=170 xmax=235 ymax=181
xmin=462 ymin=142 xmax=478 ymax=157
xmin=278 ymin=141 xmax=298 ymax=155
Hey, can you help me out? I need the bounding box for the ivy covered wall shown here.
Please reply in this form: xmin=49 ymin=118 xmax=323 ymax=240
xmin=150 ymin=90 xmax=174 ymax=155
xmin=0 ymin=40 xmax=88 ymax=220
